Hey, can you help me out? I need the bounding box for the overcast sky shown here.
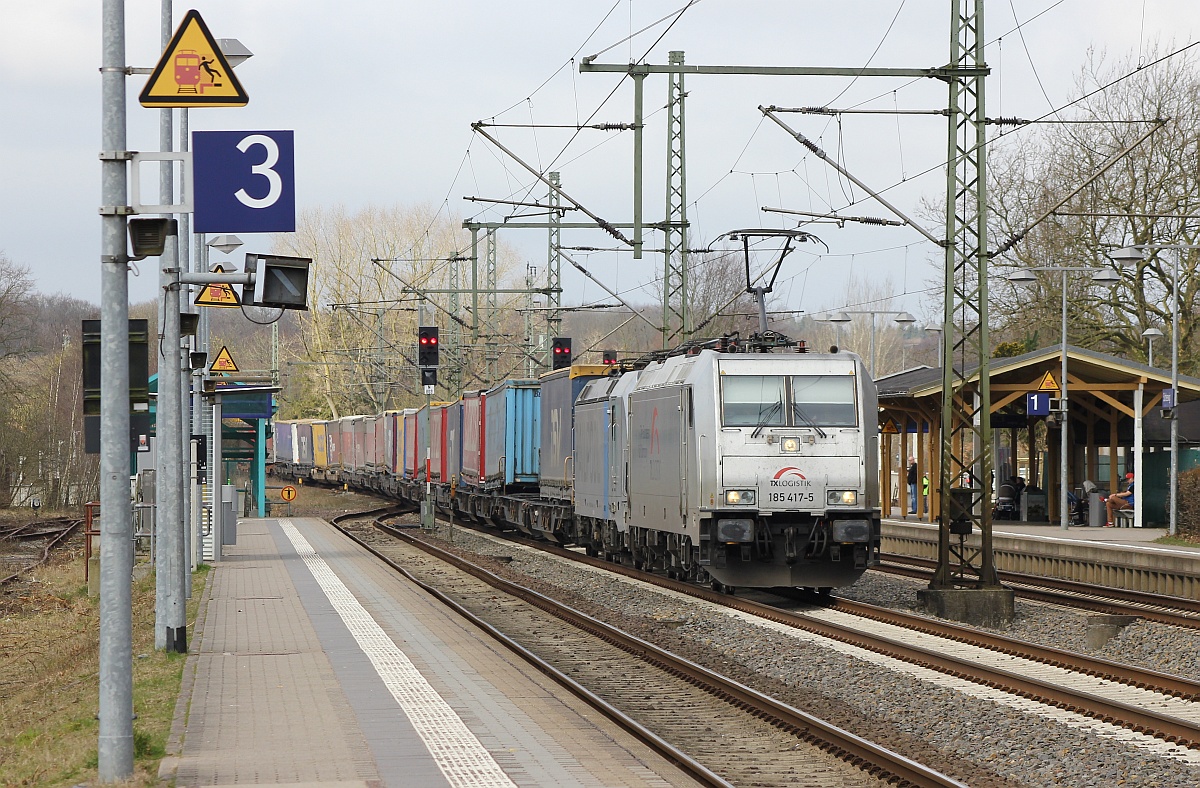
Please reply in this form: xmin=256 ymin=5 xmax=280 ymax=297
xmin=3 ymin=1 xmax=1198 ymax=324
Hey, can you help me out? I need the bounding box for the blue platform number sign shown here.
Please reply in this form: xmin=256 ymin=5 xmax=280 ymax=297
xmin=1163 ymin=387 xmax=1176 ymax=409
xmin=1026 ymin=391 xmax=1051 ymax=417
xmin=193 ymin=130 xmax=295 ymax=233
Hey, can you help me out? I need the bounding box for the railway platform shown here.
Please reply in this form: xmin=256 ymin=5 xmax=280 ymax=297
xmin=882 ymin=515 xmax=1200 ymax=599
xmin=887 ymin=514 xmax=1175 ymax=543
xmin=160 ymin=516 xmax=698 ymax=787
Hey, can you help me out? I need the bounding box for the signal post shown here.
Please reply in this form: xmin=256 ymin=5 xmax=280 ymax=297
xmin=418 ymin=326 xmax=439 ymax=530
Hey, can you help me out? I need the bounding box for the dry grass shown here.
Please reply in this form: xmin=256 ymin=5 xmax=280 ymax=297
xmin=0 ymin=532 xmax=207 ymax=787
xmin=0 ymin=489 xmax=379 ymax=785
xmin=266 ymin=481 xmax=390 ymax=519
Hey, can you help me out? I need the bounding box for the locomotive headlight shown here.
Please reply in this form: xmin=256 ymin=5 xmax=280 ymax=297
xmin=827 ymin=490 xmax=858 ymax=506
xmin=780 ymin=437 xmax=801 ymax=453
xmin=725 ymin=489 xmax=756 ymax=505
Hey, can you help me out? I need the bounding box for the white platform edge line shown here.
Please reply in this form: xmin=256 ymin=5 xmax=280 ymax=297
xmin=279 ymin=519 xmax=519 ymax=788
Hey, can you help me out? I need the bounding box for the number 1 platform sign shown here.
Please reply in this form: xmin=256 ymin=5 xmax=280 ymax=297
xmin=193 ymin=130 xmax=295 ymax=233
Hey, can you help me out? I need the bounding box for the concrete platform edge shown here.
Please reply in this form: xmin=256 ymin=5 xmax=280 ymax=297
xmin=159 ymin=563 xmax=215 ymax=784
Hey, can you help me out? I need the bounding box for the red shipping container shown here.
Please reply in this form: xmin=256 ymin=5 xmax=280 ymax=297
xmin=461 ymin=391 xmax=485 ymax=487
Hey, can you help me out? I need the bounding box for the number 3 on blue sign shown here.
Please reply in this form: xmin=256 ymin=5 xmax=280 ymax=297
xmin=193 ymin=130 xmax=295 ymax=233
xmin=235 ymin=135 xmax=283 ymax=209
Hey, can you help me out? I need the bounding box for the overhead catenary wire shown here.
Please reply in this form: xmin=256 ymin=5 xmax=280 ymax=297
xmin=335 ymin=3 xmax=1191 ymax=376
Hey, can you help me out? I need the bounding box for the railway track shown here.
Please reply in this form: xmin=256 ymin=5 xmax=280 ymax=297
xmin=384 ymin=511 xmax=1200 ymax=755
xmin=328 ymin=509 xmax=967 ymax=788
xmin=0 ymin=517 xmax=82 ymax=586
xmin=877 ymin=553 xmax=1200 ymax=630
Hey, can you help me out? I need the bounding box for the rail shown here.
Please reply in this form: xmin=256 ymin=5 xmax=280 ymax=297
xmin=345 ymin=512 xmax=967 ymax=788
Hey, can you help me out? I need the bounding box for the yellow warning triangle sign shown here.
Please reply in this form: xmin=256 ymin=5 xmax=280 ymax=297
xmin=209 ymin=346 xmax=239 ymax=373
xmin=1036 ymin=371 xmax=1059 ymax=392
xmin=140 ymin=10 xmax=248 ymax=108
xmin=881 ymin=418 xmax=900 ymax=434
xmin=194 ymin=265 xmax=241 ymax=308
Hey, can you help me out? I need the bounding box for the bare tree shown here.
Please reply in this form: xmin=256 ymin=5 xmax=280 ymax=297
xmin=271 ymin=204 xmax=522 ymax=416
xmin=990 ymin=44 xmax=1200 ymax=371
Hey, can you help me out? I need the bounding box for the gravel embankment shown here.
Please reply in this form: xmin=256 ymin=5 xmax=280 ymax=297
xmin=419 ymin=521 xmax=1200 ymax=788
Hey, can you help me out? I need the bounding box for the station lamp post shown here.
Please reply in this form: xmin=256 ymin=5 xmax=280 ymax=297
xmin=1108 ymin=244 xmax=1192 ymax=537
xmin=924 ymin=324 xmax=944 ymax=367
xmin=1143 ymin=326 xmax=1164 ymax=368
xmin=817 ymin=310 xmax=916 ymax=376
xmin=1007 ymin=266 xmax=1120 ymax=530
xmin=820 ymin=311 xmax=852 ymax=351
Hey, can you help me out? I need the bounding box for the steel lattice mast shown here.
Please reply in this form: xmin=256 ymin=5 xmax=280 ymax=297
xmin=663 ymin=51 xmax=689 ymax=347
xmin=933 ymin=0 xmax=999 ymax=589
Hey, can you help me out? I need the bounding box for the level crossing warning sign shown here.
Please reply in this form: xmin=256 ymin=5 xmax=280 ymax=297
xmin=194 ymin=265 xmax=241 ymax=308
xmin=139 ymin=10 xmax=249 ymax=108
xmin=209 ymin=346 xmax=239 ymax=373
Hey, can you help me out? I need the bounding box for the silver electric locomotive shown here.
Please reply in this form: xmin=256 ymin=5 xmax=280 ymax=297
xmin=574 ymin=348 xmax=880 ymax=590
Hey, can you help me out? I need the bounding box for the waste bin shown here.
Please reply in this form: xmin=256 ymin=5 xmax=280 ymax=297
xmin=1089 ymin=492 xmax=1106 ymax=528
xmin=221 ymin=484 xmax=237 ymax=545
xmin=1021 ymin=491 xmax=1048 ymax=521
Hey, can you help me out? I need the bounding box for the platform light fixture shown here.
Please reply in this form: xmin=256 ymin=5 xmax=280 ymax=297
xmin=1006 ymin=265 xmax=1120 ymax=530
xmin=816 ymin=310 xmax=915 ymax=376
xmin=1107 ymin=243 xmax=1193 ymax=536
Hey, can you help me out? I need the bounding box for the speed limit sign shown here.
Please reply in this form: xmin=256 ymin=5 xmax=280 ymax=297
xmin=280 ymin=485 xmax=297 ymax=502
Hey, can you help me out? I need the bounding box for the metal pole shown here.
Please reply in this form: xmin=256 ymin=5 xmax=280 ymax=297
xmin=212 ymin=396 xmax=222 ymax=558
xmin=179 ymin=105 xmax=194 ymax=580
xmin=98 ymin=0 xmax=134 ymax=778
xmin=1171 ymin=252 xmax=1179 ymax=536
xmin=156 ymin=220 xmax=184 ymax=650
xmin=1134 ymin=382 xmax=1144 ymax=528
xmin=423 ymin=391 xmax=433 ymax=530
xmin=869 ymin=313 xmax=877 ymax=378
xmin=1060 ymin=269 xmax=1070 ymax=530
xmin=155 ymin=0 xmax=186 ymax=652
xmin=632 ymin=72 xmax=644 ymax=260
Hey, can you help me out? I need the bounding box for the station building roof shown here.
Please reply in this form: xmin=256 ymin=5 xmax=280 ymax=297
xmin=874 ymin=343 xmax=1200 ymax=444
xmin=876 ymin=343 xmax=1200 ymax=401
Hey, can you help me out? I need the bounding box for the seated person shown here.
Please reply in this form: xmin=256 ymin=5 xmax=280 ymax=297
xmin=1105 ymin=472 xmax=1135 ymax=526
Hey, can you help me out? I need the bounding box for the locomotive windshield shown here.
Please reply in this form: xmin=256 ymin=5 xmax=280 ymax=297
xmin=721 ymin=374 xmax=857 ymax=427
xmin=721 ymin=376 xmax=787 ymax=426
xmin=791 ymin=375 xmax=857 ymax=426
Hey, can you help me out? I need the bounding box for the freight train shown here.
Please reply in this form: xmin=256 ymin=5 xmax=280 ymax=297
xmin=272 ymin=344 xmax=882 ymax=591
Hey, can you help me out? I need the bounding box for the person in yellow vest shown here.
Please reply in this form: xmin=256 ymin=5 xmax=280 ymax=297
xmin=921 ymin=473 xmax=930 ymax=515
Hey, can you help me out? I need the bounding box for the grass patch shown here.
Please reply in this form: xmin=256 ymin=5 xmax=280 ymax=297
xmin=1154 ymin=534 xmax=1200 ymax=547
xmin=0 ymin=544 xmax=209 ymax=787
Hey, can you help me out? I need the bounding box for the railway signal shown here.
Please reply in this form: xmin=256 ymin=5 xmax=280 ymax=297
xmin=602 ymin=349 xmax=618 ymax=365
xmin=418 ymin=326 xmax=439 ymax=366
xmin=551 ymin=337 xmax=572 ymax=370
xmin=420 ymin=368 xmax=438 ymax=387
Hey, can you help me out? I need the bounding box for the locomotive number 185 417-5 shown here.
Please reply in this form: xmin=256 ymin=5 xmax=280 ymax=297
xmin=768 ymin=491 xmax=815 ymax=503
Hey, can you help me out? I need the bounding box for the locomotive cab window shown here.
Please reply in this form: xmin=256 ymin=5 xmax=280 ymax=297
xmin=721 ymin=375 xmax=787 ymax=427
xmin=721 ymin=374 xmax=857 ymax=428
xmin=791 ymin=375 xmax=858 ymax=427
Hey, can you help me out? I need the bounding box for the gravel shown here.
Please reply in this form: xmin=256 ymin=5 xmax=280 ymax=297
xmin=420 ymin=521 xmax=1200 ymax=788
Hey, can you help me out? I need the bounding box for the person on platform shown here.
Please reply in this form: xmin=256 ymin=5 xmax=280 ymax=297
xmin=907 ymin=457 xmax=918 ymax=514
xmin=1105 ymin=472 xmax=1135 ymax=527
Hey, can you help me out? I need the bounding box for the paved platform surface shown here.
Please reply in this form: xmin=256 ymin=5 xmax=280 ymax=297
xmin=886 ymin=514 xmax=1200 ymax=552
xmin=162 ymin=517 xmax=698 ymax=787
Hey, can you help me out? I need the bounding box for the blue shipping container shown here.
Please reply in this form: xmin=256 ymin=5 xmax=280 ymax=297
xmin=483 ymin=380 xmax=541 ymax=488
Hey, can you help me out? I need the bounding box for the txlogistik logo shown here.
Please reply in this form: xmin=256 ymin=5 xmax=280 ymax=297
xmin=770 ymin=467 xmax=813 ymax=487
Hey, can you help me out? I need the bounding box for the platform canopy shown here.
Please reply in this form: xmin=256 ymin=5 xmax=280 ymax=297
xmin=872 ymin=344 xmax=1200 ymax=525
